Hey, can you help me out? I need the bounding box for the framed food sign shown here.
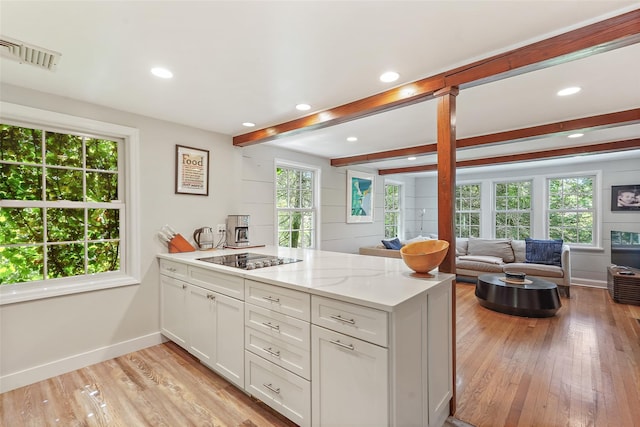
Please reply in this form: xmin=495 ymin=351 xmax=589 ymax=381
xmin=175 ymin=144 xmax=209 ymax=196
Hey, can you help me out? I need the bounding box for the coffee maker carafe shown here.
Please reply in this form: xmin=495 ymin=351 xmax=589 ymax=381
xmin=226 ymin=215 xmax=250 ymax=248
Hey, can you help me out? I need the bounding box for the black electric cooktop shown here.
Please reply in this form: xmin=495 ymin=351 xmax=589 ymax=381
xmin=197 ymin=252 xmax=301 ymax=270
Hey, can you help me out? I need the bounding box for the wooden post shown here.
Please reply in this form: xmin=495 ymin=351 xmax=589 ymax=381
xmin=435 ymin=85 xmax=459 ymax=415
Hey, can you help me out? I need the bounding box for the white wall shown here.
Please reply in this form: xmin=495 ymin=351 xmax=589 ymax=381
xmin=414 ymin=176 xmax=439 ymax=237
xmin=0 ymin=84 xmax=242 ymax=391
xmin=240 ymin=144 xmax=416 ymax=253
xmin=413 ymin=153 xmax=640 ymax=286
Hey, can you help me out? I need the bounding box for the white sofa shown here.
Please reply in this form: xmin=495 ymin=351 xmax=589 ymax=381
xmin=455 ymin=238 xmax=571 ymax=298
xmin=359 ymin=237 xmax=571 ymax=297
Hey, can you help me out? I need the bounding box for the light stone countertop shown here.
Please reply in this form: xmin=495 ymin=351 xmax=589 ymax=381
xmin=158 ymin=246 xmax=454 ymax=312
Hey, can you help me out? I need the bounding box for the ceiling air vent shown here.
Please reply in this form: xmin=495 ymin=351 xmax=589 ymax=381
xmin=0 ymin=35 xmax=61 ymax=71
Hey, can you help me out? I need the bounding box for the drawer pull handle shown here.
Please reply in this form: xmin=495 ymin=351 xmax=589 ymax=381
xmin=168 ymin=267 xmax=176 ymax=272
xmin=262 ymin=322 xmax=280 ymax=331
xmin=263 ymin=383 xmax=281 ymax=394
xmin=262 ymin=296 xmax=280 ymax=303
xmin=182 ymin=284 xmax=187 ymax=289
xmin=207 ymin=294 xmax=216 ymax=300
xmin=330 ymin=314 xmax=356 ymax=325
xmin=263 ymin=347 xmax=281 ymax=357
xmin=330 ymin=339 xmax=355 ymax=350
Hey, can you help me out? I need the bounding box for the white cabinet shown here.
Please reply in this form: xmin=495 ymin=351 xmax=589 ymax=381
xmin=160 ymin=274 xmax=188 ymax=348
xmin=310 ymin=288 xmax=452 ymax=427
xmin=158 ymin=255 xmax=454 ymax=427
xmin=311 ymin=325 xmax=388 ymax=427
xmin=159 ymin=262 xmax=245 ymax=389
xmin=245 ymin=351 xmax=311 ymax=426
xmin=187 ymin=284 xmax=244 ymax=388
xmin=244 ymin=281 xmax=311 ymax=427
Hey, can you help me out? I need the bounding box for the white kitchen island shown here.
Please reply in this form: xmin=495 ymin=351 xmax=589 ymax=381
xmin=157 ymin=246 xmax=454 ymax=427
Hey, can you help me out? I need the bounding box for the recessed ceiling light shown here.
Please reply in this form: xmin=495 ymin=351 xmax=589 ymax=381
xmin=296 ymin=103 xmax=311 ymax=111
xmin=151 ymin=67 xmax=173 ymax=79
xmin=557 ymin=86 xmax=581 ymax=96
xmin=346 ymin=136 xmax=358 ymax=142
xmin=380 ymin=71 xmax=399 ymax=83
xmin=407 ymin=156 xmax=417 ymax=161
xmin=568 ymin=133 xmax=584 ymax=138
xmin=242 ymin=122 xmax=256 ymax=127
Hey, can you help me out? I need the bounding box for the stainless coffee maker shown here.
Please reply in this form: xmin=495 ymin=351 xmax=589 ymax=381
xmin=226 ymin=215 xmax=250 ymax=248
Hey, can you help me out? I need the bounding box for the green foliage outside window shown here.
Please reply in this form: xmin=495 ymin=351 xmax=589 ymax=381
xmin=495 ymin=181 xmax=531 ymax=239
xmin=456 ymin=184 xmax=481 ymax=238
xmin=547 ymin=176 xmax=594 ymax=244
xmin=0 ymin=123 xmax=121 ymax=285
xmin=276 ymin=167 xmax=314 ymax=248
xmin=384 ymin=184 xmax=400 ymax=238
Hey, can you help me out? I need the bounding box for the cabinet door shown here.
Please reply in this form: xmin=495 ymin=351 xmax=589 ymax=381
xmin=187 ymin=285 xmax=244 ymax=389
xmin=211 ymin=292 xmax=244 ymax=388
xmin=160 ymin=275 xmax=188 ymax=348
xmin=187 ymin=284 xmax=215 ymax=364
xmin=311 ymin=326 xmax=388 ymax=427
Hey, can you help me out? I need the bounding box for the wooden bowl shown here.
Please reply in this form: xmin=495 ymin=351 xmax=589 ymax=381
xmin=400 ymin=240 xmax=450 ymax=275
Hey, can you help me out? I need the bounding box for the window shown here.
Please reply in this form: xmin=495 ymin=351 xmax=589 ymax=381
xmin=1 ymin=125 xmax=121 ymax=283
xmin=384 ymin=182 xmax=402 ymax=238
xmin=456 ymin=183 xmax=481 ymax=238
xmin=0 ymin=102 xmax=139 ymax=304
xmin=547 ymin=175 xmax=595 ymax=245
xmin=494 ymin=180 xmax=531 ymax=239
xmin=275 ymin=163 xmax=318 ymax=249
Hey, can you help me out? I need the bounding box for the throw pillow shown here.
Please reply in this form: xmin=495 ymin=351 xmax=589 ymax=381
xmin=525 ymin=238 xmax=563 ymax=266
xmin=381 ymin=237 xmax=403 ymax=250
xmin=467 ymin=238 xmax=515 ymax=263
xmin=401 ymin=235 xmax=428 ymax=245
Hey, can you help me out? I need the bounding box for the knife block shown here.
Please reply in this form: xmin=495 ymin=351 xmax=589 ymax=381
xmin=168 ymin=233 xmax=196 ymax=253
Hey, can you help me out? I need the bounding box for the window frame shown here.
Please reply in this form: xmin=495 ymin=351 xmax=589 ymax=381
xmin=274 ymin=159 xmax=321 ymax=250
xmin=544 ymin=171 xmax=601 ymax=248
xmin=493 ymin=179 xmax=533 ymax=240
xmin=0 ymin=102 xmax=140 ymax=304
xmin=383 ymin=180 xmax=403 ymax=239
xmin=455 ymin=182 xmax=482 ymax=238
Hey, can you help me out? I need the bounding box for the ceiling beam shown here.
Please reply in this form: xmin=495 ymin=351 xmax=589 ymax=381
xmin=232 ymin=76 xmax=444 ymax=147
xmin=444 ymin=8 xmax=640 ymax=88
xmin=233 ymin=9 xmax=640 ymax=148
xmin=330 ymin=108 xmax=640 ymax=167
xmin=377 ymin=138 xmax=640 ymax=175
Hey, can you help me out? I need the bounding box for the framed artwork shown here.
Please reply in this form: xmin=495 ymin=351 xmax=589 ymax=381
xmin=175 ymin=144 xmax=209 ymax=196
xmin=611 ymin=184 xmax=640 ymax=211
xmin=347 ymin=170 xmax=374 ymax=223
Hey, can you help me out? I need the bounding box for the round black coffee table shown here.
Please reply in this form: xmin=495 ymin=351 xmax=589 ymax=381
xmin=475 ymin=274 xmax=561 ymax=317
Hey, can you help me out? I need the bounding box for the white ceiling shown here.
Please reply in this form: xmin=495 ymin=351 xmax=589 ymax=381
xmin=1 ymin=1 xmax=639 ymax=174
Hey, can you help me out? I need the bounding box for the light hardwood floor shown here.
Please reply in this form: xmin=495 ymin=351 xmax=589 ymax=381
xmin=0 ymin=341 xmax=298 ymax=427
xmin=1 ymin=284 xmax=639 ymax=426
xmin=454 ymin=283 xmax=640 ymax=427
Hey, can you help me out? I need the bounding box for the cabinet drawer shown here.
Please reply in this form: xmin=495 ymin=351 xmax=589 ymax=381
xmin=245 ymin=280 xmax=310 ymax=321
xmin=159 ymin=259 xmax=188 ymax=280
xmin=245 ymin=326 xmax=310 ymax=380
xmin=245 ymin=351 xmax=310 ymax=427
xmin=245 ymin=304 xmax=310 ymax=351
xmin=311 ymin=295 xmax=388 ymax=347
xmin=188 ymin=266 xmax=244 ymax=300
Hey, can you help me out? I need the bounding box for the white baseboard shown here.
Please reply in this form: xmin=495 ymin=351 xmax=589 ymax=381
xmin=572 ymin=278 xmax=607 ymax=289
xmin=0 ymin=332 xmax=166 ymax=393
